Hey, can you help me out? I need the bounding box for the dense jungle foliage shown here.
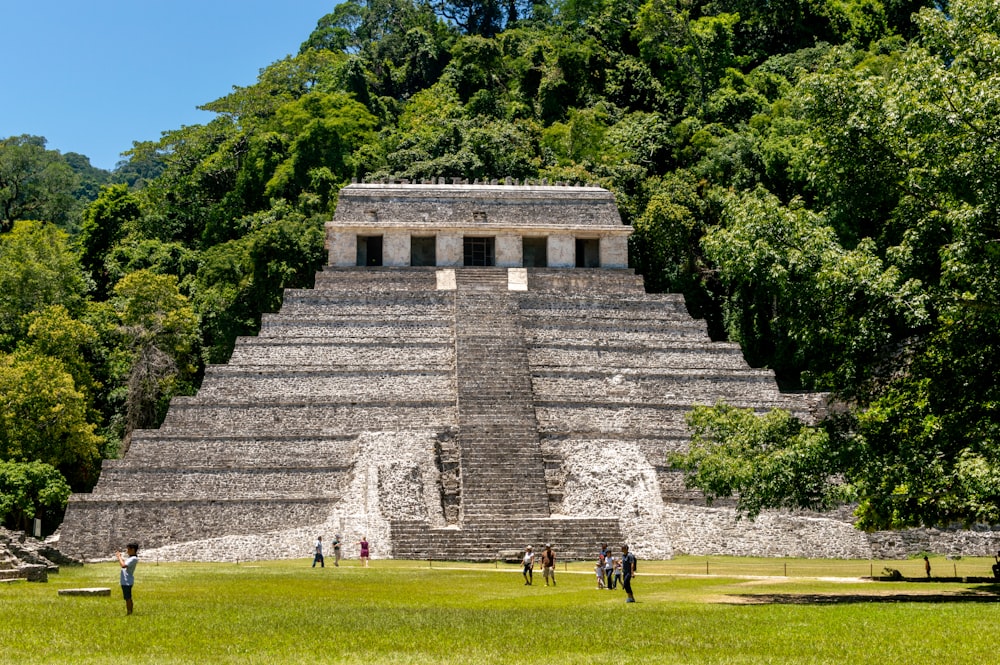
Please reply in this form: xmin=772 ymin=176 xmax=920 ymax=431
xmin=2 ymin=0 xmax=998 ymax=534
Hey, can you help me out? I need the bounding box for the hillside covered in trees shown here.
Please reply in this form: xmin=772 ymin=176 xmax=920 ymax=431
xmin=1 ymin=0 xmax=998 ymax=535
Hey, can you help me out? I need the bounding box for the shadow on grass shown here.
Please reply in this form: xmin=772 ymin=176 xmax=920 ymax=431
xmin=726 ymin=586 xmax=1000 ymax=605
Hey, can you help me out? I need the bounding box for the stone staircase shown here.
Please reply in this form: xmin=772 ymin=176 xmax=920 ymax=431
xmin=453 ymin=270 xmax=549 ymax=519
xmin=390 ymin=517 xmax=622 ymax=561
xmin=388 ymin=268 xmax=624 ymax=561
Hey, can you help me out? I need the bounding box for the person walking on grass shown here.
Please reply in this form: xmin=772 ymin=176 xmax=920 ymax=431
xmin=116 ymin=542 xmax=139 ymax=615
xmin=621 ymin=544 xmax=637 ymax=603
xmin=313 ymin=535 xmax=324 ymax=568
xmin=924 ymin=555 xmax=931 ymax=579
xmin=541 ymin=544 xmax=556 ymax=586
xmin=358 ymin=536 xmax=370 ymax=567
xmin=522 ymin=545 xmax=535 ymax=585
xmin=333 ymin=534 xmax=342 ymax=567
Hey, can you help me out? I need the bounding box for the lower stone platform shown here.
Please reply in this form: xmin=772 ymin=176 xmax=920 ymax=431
xmin=391 ymin=517 xmax=624 ymax=561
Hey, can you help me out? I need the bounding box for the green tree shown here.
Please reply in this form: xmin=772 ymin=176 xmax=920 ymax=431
xmin=264 ymin=91 xmax=379 ymax=210
xmin=22 ymin=305 xmax=101 ymax=413
xmin=0 ymin=351 xmax=103 ymax=470
xmin=0 ymin=135 xmax=80 ymax=231
xmin=671 ymin=0 xmax=1000 ymax=530
xmin=0 ymin=220 xmax=89 ymax=348
xmin=669 ymin=404 xmax=849 ymax=517
xmin=0 ymin=460 xmax=72 ymax=532
xmin=109 ymin=270 xmax=198 ymax=449
xmin=78 ymin=183 xmax=142 ymax=296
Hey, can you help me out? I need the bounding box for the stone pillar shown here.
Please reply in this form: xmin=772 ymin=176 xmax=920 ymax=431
xmin=548 ymin=234 xmax=575 ymax=268
xmin=383 ymin=231 xmax=411 ymax=267
xmin=438 ymin=233 xmax=463 ymax=266
xmin=329 ymin=231 xmax=357 ymax=267
xmin=495 ymin=234 xmax=522 ymax=268
xmin=600 ymin=235 xmax=629 ymax=268
xmin=507 ymin=268 xmax=528 ymax=291
xmin=436 ymin=269 xmax=456 ymax=290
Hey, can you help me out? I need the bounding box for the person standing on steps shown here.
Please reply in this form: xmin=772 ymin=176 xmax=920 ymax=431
xmin=621 ymin=544 xmax=637 ymax=603
xmin=541 ymin=544 xmax=556 ymax=586
xmin=313 ymin=535 xmax=324 ymax=568
xmin=333 ymin=533 xmax=342 ymax=567
xmin=358 ymin=536 xmax=370 ymax=567
xmin=116 ymin=542 xmax=139 ymax=615
xmin=522 ymin=545 xmax=535 ymax=585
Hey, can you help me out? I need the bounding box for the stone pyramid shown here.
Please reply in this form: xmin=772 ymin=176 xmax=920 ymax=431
xmin=59 ymin=184 xmax=874 ymax=562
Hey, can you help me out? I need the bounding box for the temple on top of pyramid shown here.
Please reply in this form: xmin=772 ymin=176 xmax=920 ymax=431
xmin=327 ymin=182 xmax=631 ymax=269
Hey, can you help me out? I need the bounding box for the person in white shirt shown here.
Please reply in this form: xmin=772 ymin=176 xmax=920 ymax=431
xmin=116 ymin=542 xmax=139 ymax=615
xmin=522 ymin=545 xmax=535 ymax=585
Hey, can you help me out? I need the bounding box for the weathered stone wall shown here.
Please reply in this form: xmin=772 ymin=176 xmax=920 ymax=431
xmin=333 ymin=184 xmax=624 ymax=230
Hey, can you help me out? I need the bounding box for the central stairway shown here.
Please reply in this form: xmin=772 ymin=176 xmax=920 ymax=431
xmin=454 ymin=269 xmax=549 ymax=519
xmin=391 ymin=268 xmax=622 ymax=561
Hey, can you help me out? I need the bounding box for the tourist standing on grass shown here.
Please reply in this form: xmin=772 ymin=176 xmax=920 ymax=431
xmin=924 ymin=556 xmax=931 ymax=579
xmin=595 ymin=552 xmax=605 ymax=589
xmin=541 ymin=544 xmax=556 ymax=586
xmin=621 ymin=544 xmax=636 ymax=603
xmin=613 ymin=555 xmax=623 ymax=589
xmin=522 ymin=545 xmax=535 ymax=585
xmin=333 ymin=534 xmax=342 ymax=567
xmin=117 ymin=542 xmax=139 ymax=615
xmin=313 ymin=535 xmax=325 ymax=568
xmin=604 ymin=551 xmax=615 ymax=589
xmin=358 ymin=536 xmax=370 ymax=566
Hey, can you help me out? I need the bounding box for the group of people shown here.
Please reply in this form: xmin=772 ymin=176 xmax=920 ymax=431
xmin=521 ymin=542 xmax=636 ymax=602
xmin=596 ymin=543 xmax=636 ymax=603
xmin=521 ymin=544 xmax=557 ymax=586
xmin=313 ymin=534 xmax=368 ymax=568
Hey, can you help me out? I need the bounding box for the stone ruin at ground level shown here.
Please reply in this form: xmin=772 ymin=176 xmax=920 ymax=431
xmin=57 ymin=183 xmax=1000 ymax=562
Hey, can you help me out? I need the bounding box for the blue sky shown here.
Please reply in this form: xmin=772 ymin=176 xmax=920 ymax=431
xmin=1 ymin=1 xmax=338 ymax=170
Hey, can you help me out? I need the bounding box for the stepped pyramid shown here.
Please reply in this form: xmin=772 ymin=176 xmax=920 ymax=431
xmin=59 ymin=183 xmax=863 ymax=563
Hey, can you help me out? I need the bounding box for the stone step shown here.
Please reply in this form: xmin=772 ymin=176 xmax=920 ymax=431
xmin=90 ymin=466 xmax=351 ymax=498
xmin=120 ymin=434 xmax=360 ymax=467
xmin=58 ymin=495 xmax=336 ymax=558
xmin=226 ymin=339 xmax=454 ymax=368
xmin=390 ymin=517 xmax=624 ymax=561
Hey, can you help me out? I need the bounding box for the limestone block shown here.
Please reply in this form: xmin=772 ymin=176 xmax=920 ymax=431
xmin=495 ymin=234 xmax=521 ymax=267
xmin=548 ymin=235 xmax=575 ymax=268
xmin=438 ymin=234 xmax=463 ymax=266
xmin=599 ymin=234 xmax=629 ymax=268
xmin=59 ymin=587 xmax=111 ymax=596
xmin=507 ymin=268 xmax=528 ymax=291
xmin=436 ymin=269 xmax=456 ymax=290
xmin=383 ymin=232 xmax=411 ymax=267
xmin=328 ymin=231 xmax=357 ymax=267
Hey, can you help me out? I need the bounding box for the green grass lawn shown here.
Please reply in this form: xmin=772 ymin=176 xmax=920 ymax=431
xmin=2 ymin=556 xmax=998 ymax=664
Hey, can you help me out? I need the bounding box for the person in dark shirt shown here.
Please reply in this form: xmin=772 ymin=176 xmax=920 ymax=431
xmin=541 ymin=544 xmax=556 ymax=586
xmin=621 ymin=544 xmax=636 ymax=603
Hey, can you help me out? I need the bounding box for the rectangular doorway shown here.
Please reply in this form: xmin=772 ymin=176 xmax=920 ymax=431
xmin=357 ymin=236 xmax=383 ymax=266
xmin=522 ymin=237 xmax=547 ymax=267
xmin=575 ymin=238 xmax=600 ymax=268
xmin=411 ymin=236 xmax=437 ymax=266
xmin=463 ymin=237 xmax=495 ymax=266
